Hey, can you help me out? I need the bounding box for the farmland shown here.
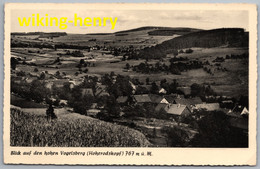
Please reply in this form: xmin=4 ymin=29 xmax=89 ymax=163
xmin=11 ymin=108 xmax=151 ymax=147
xmin=10 ymin=27 xmax=249 ymax=147
xmin=11 ymin=46 xmax=248 ymax=98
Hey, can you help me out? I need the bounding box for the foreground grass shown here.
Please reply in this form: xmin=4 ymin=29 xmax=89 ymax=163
xmin=10 ymin=108 xmax=151 ymax=147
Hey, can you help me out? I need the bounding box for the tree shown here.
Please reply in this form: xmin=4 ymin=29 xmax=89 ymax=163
xmin=125 ymin=63 xmax=130 ymax=70
xmin=68 ymin=86 xmax=95 ymax=115
xmin=34 ymin=68 xmax=38 ymax=72
xmin=151 ymin=82 xmax=159 ymax=94
xmin=39 ymin=72 xmax=46 ymax=80
xmin=83 ymin=68 xmax=88 ymax=73
xmin=80 ymin=59 xmax=85 ymax=65
xmin=190 ymin=111 xmax=248 ymax=147
xmin=56 ymin=57 xmax=60 ymax=63
xmin=163 ymin=126 xmax=189 ymax=147
xmin=146 ymin=77 xmax=150 ymax=85
xmin=29 ymin=80 xmax=50 ymax=103
xmin=173 ymin=49 xmax=178 ymax=58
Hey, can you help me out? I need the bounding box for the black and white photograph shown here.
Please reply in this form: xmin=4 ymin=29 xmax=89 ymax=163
xmin=4 ymin=3 xmax=257 ymax=165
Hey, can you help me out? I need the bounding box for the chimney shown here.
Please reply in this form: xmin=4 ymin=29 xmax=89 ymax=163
xmin=177 ymin=104 xmax=180 ymax=108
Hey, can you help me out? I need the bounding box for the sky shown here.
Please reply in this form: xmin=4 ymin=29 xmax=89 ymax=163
xmin=11 ymin=9 xmax=249 ymax=33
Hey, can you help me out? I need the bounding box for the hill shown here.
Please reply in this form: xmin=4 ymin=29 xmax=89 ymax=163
xmin=85 ymin=26 xmax=202 ymax=36
xmin=10 ymin=108 xmax=151 ymax=147
xmin=147 ymin=28 xmax=201 ymax=36
xmin=138 ymin=28 xmax=249 ymax=59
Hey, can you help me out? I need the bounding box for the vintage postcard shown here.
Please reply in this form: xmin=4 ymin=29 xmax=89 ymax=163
xmin=3 ymin=3 xmax=257 ymax=165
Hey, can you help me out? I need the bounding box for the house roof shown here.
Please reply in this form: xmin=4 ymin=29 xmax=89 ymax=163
xmin=116 ymin=96 xmax=128 ymax=103
xmin=138 ymin=85 xmax=152 ymax=91
xmin=155 ymin=103 xmax=168 ymax=112
xmin=222 ymin=100 xmax=233 ymax=103
xmin=166 ymin=104 xmax=189 ymax=115
xmin=133 ymin=94 xmax=151 ymax=103
xmin=174 ymin=98 xmax=191 ymax=105
xmin=229 ymin=117 xmax=248 ymax=130
xmin=195 ymin=103 xmax=220 ymax=111
xmin=231 ymin=105 xmax=249 ymax=116
xmin=159 ymin=88 xmax=167 ymax=94
xmin=149 ymin=94 xmax=163 ymax=104
xmin=95 ymin=85 xmax=108 ymax=96
xmin=189 ymin=97 xmax=203 ymax=105
xmin=174 ymin=97 xmax=202 ymax=105
xmin=164 ymin=95 xmax=177 ymax=103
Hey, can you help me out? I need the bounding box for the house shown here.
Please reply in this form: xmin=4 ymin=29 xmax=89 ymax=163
xmin=220 ymin=100 xmax=234 ymax=109
xmin=194 ymin=103 xmax=220 ymax=111
xmin=24 ymin=77 xmax=38 ymax=83
xmin=52 ymin=79 xmax=70 ymax=88
xmin=226 ymin=106 xmax=248 ymax=131
xmin=59 ymin=99 xmax=68 ymax=106
xmin=164 ymin=94 xmax=178 ymax=103
xmin=95 ymin=85 xmax=109 ymax=97
xmin=173 ymin=97 xmax=203 ymax=110
xmin=116 ymin=96 xmax=129 ymax=105
xmin=241 ymin=107 xmax=249 ymax=116
xmin=229 ymin=117 xmax=248 ymax=130
xmin=149 ymin=94 xmax=169 ymax=104
xmin=229 ymin=105 xmax=249 ymax=117
xmin=45 ymin=81 xmax=54 ymax=89
xmin=129 ymin=81 xmax=137 ymax=94
xmin=165 ymin=104 xmax=191 ymax=116
xmin=159 ymin=88 xmax=167 ymax=94
xmin=138 ymin=85 xmax=152 ymax=91
xmin=81 ymin=88 xmax=94 ymax=97
xmin=87 ymin=109 xmax=100 ymax=117
xmin=189 ymin=97 xmax=203 ymax=105
xmin=155 ymin=103 xmax=168 ymax=112
xmin=133 ymin=94 xmax=151 ymax=104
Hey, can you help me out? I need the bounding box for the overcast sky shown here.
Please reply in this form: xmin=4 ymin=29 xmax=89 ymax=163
xmin=11 ymin=10 xmax=249 ymax=33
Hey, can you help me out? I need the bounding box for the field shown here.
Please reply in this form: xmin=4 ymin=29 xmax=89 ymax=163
xmin=10 ymin=108 xmax=151 ymax=147
xmin=12 ymin=46 xmax=248 ymax=98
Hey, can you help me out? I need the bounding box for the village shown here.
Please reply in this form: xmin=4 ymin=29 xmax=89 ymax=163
xmin=10 ymin=28 xmax=249 ymax=147
xmin=11 ymin=62 xmax=249 ymax=146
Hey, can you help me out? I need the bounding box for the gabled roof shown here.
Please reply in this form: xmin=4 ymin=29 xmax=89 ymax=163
xmin=166 ymin=104 xmax=190 ymax=115
xmin=174 ymin=98 xmax=191 ymax=105
xmin=155 ymin=103 xmax=168 ymax=112
xmin=164 ymin=95 xmax=177 ymax=103
xmin=95 ymin=85 xmax=109 ymax=97
xmin=195 ymin=103 xmax=220 ymax=111
xmin=159 ymin=88 xmax=167 ymax=94
xmin=232 ymin=105 xmax=249 ymax=116
xmin=133 ymin=94 xmax=151 ymax=103
xmin=138 ymin=85 xmax=152 ymax=91
xmin=174 ymin=97 xmax=202 ymax=105
xmin=189 ymin=97 xmax=203 ymax=105
xmin=149 ymin=94 xmax=164 ymax=104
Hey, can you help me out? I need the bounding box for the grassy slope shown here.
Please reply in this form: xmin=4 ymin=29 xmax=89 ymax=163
xmin=10 ymin=108 xmax=151 ymax=147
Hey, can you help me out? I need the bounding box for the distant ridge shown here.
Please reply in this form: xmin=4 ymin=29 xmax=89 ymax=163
xmin=115 ymin=26 xmax=202 ymax=34
xmin=11 ymin=32 xmax=67 ymax=36
xmin=138 ymin=28 xmax=249 ymax=59
xmin=85 ymin=26 xmax=202 ymax=36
